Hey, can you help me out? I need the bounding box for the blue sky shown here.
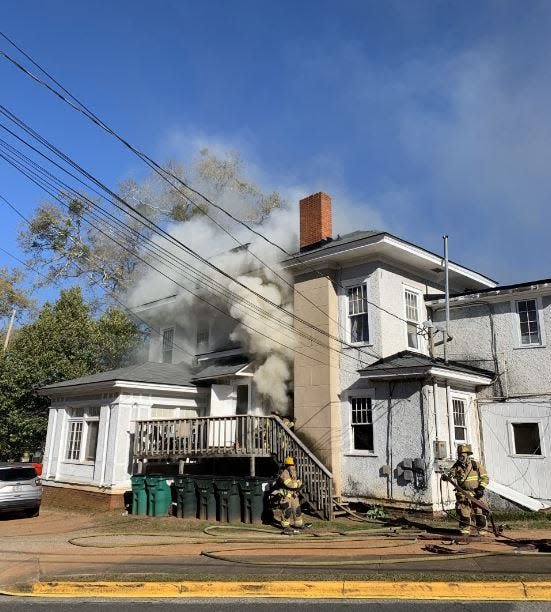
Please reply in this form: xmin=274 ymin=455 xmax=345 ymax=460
xmin=1 ymin=0 xmax=550 ymax=310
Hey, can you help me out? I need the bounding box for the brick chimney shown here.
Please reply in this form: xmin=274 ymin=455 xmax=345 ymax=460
xmin=299 ymin=192 xmax=333 ymax=251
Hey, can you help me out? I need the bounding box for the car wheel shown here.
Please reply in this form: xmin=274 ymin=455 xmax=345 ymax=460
xmin=25 ymin=506 xmax=40 ymax=518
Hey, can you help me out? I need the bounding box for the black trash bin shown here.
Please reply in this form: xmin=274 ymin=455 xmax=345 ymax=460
xmin=214 ymin=478 xmax=241 ymax=523
xmin=174 ymin=475 xmax=197 ymax=519
xmin=239 ymin=477 xmax=265 ymax=524
xmin=195 ymin=476 xmax=216 ymax=520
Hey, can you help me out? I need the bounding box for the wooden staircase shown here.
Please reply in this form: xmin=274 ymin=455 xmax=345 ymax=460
xmin=133 ymin=414 xmax=334 ymax=520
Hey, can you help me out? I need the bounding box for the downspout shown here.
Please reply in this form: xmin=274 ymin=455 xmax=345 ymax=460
xmin=45 ymin=407 xmax=58 ymax=479
xmin=476 ymin=398 xmax=486 ymax=465
xmin=432 ymin=379 xmax=443 ymax=511
xmin=99 ymin=404 xmax=112 ymax=488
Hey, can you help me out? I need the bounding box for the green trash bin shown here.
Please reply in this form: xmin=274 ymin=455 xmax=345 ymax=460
xmin=214 ymin=478 xmax=241 ymax=523
xmin=195 ymin=476 xmax=216 ymax=520
xmin=131 ymin=475 xmax=147 ymax=516
xmin=145 ymin=475 xmax=172 ymax=517
xmin=174 ymin=475 xmax=197 ymax=519
xmin=239 ymin=478 xmax=265 ymax=524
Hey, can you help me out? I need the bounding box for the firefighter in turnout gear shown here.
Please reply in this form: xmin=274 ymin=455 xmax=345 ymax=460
xmin=274 ymin=456 xmax=303 ymax=534
xmin=442 ymin=443 xmax=490 ymax=535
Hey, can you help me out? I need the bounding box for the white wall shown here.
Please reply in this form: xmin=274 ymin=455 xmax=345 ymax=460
xmin=480 ymin=397 xmax=551 ymax=502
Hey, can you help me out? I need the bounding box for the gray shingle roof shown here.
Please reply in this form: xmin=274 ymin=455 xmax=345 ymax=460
xmin=192 ymin=357 xmax=250 ymax=382
xmin=40 ymin=362 xmax=193 ymax=390
xmin=358 ymin=350 xmax=494 ymax=378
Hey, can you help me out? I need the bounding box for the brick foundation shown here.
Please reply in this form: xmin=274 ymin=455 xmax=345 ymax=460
xmin=43 ymin=484 xmax=127 ymax=512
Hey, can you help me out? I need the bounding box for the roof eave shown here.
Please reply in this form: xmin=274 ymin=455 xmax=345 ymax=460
xmin=359 ymin=366 xmax=493 ymax=386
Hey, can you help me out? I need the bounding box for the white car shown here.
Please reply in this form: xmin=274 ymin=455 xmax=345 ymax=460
xmin=0 ymin=463 xmax=42 ymax=518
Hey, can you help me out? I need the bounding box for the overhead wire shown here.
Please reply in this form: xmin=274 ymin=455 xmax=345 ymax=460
xmin=0 ymin=167 xmax=366 ymax=378
xmin=0 ymin=36 xmax=415 ymax=345
xmin=0 ymin=104 xmax=381 ymax=363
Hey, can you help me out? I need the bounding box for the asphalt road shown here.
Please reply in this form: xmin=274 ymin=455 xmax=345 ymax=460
xmin=0 ymin=599 xmax=549 ymax=611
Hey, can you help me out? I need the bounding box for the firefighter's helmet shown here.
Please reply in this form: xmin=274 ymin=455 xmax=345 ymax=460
xmin=457 ymin=443 xmax=473 ymax=455
xmin=284 ymin=456 xmax=295 ymax=466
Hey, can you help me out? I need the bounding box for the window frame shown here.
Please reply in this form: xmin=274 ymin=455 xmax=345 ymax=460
xmin=348 ymin=395 xmax=375 ymax=454
xmin=342 ymin=278 xmax=372 ymax=346
xmin=161 ymin=327 xmax=175 ymax=363
xmin=64 ymin=407 xmax=101 ymax=465
xmin=508 ymin=419 xmax=546 ymax=458
xmin=196 ymin=321 xmax=210 ymax=351
xmin=512 ymin=297 xmax=546 ymax=348
xmin=403 ymin=285 xmax=423 ymax=352
xmin=448 ymin=393 xmax=470 ymax=448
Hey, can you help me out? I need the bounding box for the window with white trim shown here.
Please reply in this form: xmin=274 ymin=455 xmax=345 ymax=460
xmin=196 ymin=322 xmax=209 ymax=350
xmin=516 ymin=300 xmax=541 ymax=345
xmin=162 ymin=327 xmax=174 ymax=363
xmin=404 ymin=288 xmax=421 ymax=349
xmin=348 ymin=284 xmax=369 ymax=343
xmin=350 ymin=397 xmax=374 ymax=451
xmin=512 ymin=423 xmax=542 ymax=455
xmin=65 ymin=408 xmax=100 ymax=463
xmin=452 ymin=398 xmax=467 ymax=443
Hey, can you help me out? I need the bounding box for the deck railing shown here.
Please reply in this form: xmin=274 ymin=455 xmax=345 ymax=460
xmin=133 ymin=415 xmax=333 ymax=519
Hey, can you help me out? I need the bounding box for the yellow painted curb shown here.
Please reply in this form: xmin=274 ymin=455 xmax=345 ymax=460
xmin=10 ymin=580 xmax=549 ymax=600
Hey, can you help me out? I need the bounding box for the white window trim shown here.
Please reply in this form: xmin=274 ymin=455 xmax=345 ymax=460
xmin=63 ymin=407 xmax=101 ymax=465
xmin=340 ymin=276 xmax=373 ymax=347
xmin=403 ymin=284 xmax=424 ymax=353
xmin=346 ymin=393 xmax=377 ymax=456
xmin=511 ymin=297 xmax=546 ymax=349
xmin=507 ymin=419 xmax=546 ymax=458
xmin=161 ymin=326 xmax=175 ymax=363
xmin=447 ymin=392 xmax=471 ymax=448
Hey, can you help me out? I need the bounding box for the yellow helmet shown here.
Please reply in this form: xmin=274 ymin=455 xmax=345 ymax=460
xmin=284 ymin=456 xmax=295 ymax=466
xmin=457 ymin=443 xmax=473 ymax=455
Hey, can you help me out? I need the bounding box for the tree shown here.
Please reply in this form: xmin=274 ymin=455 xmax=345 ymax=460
xmin=0 ymin=287 xmax=143 ymax=460
xmin=18 ymin=149 xmax=286 ymax=294
xmin=0 ymin=266 xmax=33 ymax=319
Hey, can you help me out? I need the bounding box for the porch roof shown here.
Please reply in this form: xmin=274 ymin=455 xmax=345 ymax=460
xmin=38 ymin=361 xmax=194 ymax=393
xmin=358 ymin=350 xmax=494 ymax=385
xmin=192 ymin=356 xmax=251 ymax=382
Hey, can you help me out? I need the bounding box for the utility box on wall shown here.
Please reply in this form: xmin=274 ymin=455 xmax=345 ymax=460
xmin=433 ymin=440 xmax=447 ymax=460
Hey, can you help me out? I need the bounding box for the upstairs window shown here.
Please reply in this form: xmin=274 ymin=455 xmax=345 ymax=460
xmin=517 ymin=300 xmax=541 ymax=345
xmin=348 ymin=284 xmax=369 ymax=343
xmin=404 ymin=288 xmax=421 ymax=350
xmin=350 ymin=397 xmax=374 ymax=452
xmin=196 ymin=322 xmax=210 ymax=350
xmin=452 ymin=398 xmax=467 ymax=443
xmin=162 ymin=328 xmax=174 ymax=363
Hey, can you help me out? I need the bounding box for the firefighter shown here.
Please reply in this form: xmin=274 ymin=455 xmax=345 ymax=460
xmin=442 ymin=443 xmax=490 ymax=535
xmin=273 ymin=456 xmax=303 ymax=534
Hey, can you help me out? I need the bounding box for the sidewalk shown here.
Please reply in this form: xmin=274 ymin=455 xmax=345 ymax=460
xmin=1 ymin=509 xmax=551 ymax=600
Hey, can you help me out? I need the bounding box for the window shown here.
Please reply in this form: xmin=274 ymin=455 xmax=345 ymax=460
xmin=452 ymin=398 xmax=467 ymax=443
xmin=162 ymin=328 xmax=174 ymax=363
xmin=65 ymin=408 xmax=100 ymax=463
xmin=350 ymin=397 xmax=374 ymax=451
xmin=196 ymin=322 xmax=209 ymax=349
xmin=404 ymin=288 xmax=421 ymax=349
xmin=348 ymin=284 xmax=369 ymax=343
xmin=66 ymin=421 xmax=83 ymax=460
xmin=517 ymin=300 xmax=541 ymax=345
xmin=512 ymin=423 xmax=541 ymax=455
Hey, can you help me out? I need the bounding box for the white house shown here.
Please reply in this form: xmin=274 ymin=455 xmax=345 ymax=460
xmin=428 ymin=279 xmax=551 ymax=507
xmin=39 ymin=191 xmax=549 ymax=515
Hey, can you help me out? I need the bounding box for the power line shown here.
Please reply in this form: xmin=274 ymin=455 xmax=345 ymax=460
xmin=0 ymin=105 xmax=381 ymax=362
xmin=0 ymin=36 xmax=413 ymax=339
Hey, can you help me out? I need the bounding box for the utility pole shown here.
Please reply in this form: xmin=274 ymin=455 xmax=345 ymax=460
xmin=443 ymin=236 xmax=450 ymax=364
xmin=3 ymin=308 xmax=16 ymax=352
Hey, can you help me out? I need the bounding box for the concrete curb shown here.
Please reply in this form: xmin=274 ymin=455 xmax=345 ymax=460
xmin=1 ymin=581 xmax=551 ymax=600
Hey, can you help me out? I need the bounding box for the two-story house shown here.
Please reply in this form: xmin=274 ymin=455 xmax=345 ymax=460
xmin=40 ymin=191 xmax=544 ymax=516
xmin=427 ymin=280 xmax=551 ymax=507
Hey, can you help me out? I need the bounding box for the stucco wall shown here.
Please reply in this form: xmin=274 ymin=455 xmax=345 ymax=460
xmin=480 ymin=397 xmax=551 ymax=502
xmin=431 ymin=294 xmax=551 ymax=396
